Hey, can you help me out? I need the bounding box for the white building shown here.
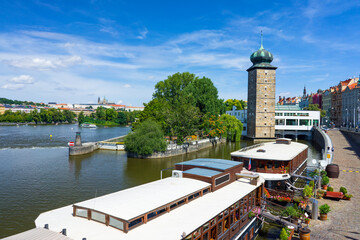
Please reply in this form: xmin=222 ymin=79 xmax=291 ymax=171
xmin=226 ymin=104 xmax=320 ymax=137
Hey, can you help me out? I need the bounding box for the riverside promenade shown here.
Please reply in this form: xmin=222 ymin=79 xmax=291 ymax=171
xmin=310 ymin=129 xmax=360 ymax=240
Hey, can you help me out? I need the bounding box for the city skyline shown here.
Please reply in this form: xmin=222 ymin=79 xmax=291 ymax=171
xmin=0 ymin=0 xmax=359 ymax=106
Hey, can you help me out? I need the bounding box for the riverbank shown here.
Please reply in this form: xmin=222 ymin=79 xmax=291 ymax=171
xmin=0 ymin=122 xmax=74 ymax=126
xmin=309 ymin=129 xmax=360 ymax=240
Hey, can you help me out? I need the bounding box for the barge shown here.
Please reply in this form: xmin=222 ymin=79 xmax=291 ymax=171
xmin=18 ymin=158 xmax=266 ymax=240
xmin=231 ymin=138 xmax=308 ymax=190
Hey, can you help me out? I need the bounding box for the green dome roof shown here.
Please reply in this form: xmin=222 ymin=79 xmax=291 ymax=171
xmin=250 ymin=45 xmax=273 ymax=65
xmin=247 ymin=38 xmax=277 ymax=71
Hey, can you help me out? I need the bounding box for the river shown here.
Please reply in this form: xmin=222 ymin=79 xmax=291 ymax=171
xmin=0 ymin=124 xmax=321 ymax=238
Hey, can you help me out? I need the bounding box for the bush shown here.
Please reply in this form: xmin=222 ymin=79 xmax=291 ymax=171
xmin=125 ymin=119 xmax=167 ymax=155
xmin=344 ymin=193 xmax=353 ymax=198
xmin=319 ymin=204 xmax=331 ymax=214
xmin=284 ymin=206 xmax=300 ymax=218
xmin=322 ymin=176 xmax=329 ymax=186
xmin=321 ymin=170 xmax=327 ymax=176
xmin=309 ymin=180 xmax=315 ymax=189
xmin=340 ymin=187 xmax=347 ymax=194
xmin=303 ymin=185 xmax=313 ymax=198
xmin=279 ymin=228 xmax=289 ymax=240
xmin=327 ymin=186 xmax=334 ymax=192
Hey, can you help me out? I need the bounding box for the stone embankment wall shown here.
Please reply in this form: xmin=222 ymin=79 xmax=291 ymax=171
xmin=313 ymin=126 xmax=333 ymax=163
xmin=69 ymin=142 xmax=99 ymax=156
xmin=339 ymin=128 xmax=360 ymax=145
xmin=127 ymin=138 xmax=226 ymax=159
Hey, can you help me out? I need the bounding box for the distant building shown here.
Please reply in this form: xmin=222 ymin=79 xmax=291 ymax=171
xmin=0 ymin=104 xmax=5 ymax=115
xmin=124 ymin=106 xmax=145 ymax=112
xmin=341 ymin=79 xmax=360 ymax=127
xmin=322 ymin=89 xmax=332 ymax=125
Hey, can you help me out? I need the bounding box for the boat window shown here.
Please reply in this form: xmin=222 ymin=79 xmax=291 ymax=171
xmin=215 ymin=174 xmax=230 ymax=186
xmin=184 ymin=234 xmax=192 ymax=240
xmin=109 ymin=217 xmax=124 ymax=230
xmin=170 ymin=203 xmax=177 ymax=209
xmin=203 ymin=231 xmax=209 ymax=240
xmin=193 ymin=228 xmax=201 ymax=238
xmin=178 ymin=199 xmax=185 ymax=206
xmin=224 ymin=209 xmax=229 ymax=216
xmin=194 ymin=192 xmax=200 ymax=198
xmin=217 ymin=221 xmax=222 ymax=236
xmin=258 ymin=161 xmax=265 ymax=169
xmin=91 ymin=211 xmax=106 ymax=223
xmin=203 ymin=222 xmax=209 ymax=232
xmin=235 ymin=209 xmax=239 ymax=222
xmin=223 ymin=216 xmax=230 ymax=232
xmin=244 ymin=202 xmax=247 ymax=213
xmin=75 ymin=208 xmax=87 ymax=218
xmin=230 ymin=213 xmax=234 ymax=225
xmin=188 ymin=195 xmax=194 ymax=201
xmin=218 ymin=212 xmax=223 ymax=220
xmin=253 ymin=198 xmax=255 ymax=208
xmin=203 ymin=188 xmax=209 ymax=195
xmin=267 ymin=161 xmax=272 ymax=169
xmin=129 ymin=217 xmax=143 ymax=228
xmin=235 ymin=202 xmax=239 ymax=208
xmin=274 ymin=161 xmax=279 ymax=168
xmin=210 ymin=217 xmax=217 ymax=227
xmin=240 ymin=207 xmax=243 ymax=217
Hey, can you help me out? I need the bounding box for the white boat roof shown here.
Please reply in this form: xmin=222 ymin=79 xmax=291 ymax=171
xmin=74 ymin=177 xmax=211 ymax=221
xmin=35 ymin=177 xmax=264 ymax=240
xmin=2 ymin=228 xmax=72 ymax=240
xmin=231 ymin=141 xmax=308 ymax=161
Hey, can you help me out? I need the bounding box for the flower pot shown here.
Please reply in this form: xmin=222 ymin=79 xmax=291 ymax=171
xmin=320 ymin=213 xmax=327 ymax=221
xmin=343 ymin=196 xmax=351 ymax=200
xmin=299 ymin=227 xmax=311 ymax=240
xmin=322 ymin=185 xmax=328 ymax=190
xmin=305 ymin=219 xmax=310 ymax=224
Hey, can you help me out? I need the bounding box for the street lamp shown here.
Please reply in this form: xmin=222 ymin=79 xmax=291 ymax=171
xmin=346 ymin=108 xmax=349 ymax=127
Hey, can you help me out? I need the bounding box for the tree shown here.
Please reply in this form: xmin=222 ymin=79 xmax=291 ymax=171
xmin=78 ymin=111 xmax=85 ymax=125
xmin=202 ymin=114 xmax=226 ymax=139
xmin=184 ymin=77 xmax=225 ymax=115
xmin=95 ymin=107 xmax=106 ymax=121
xmin=63 ymin=110 xmax=75 ymax=123
xmin=105 ymin=108 xmax=117 ymax=121
xmin=117 ymin=111 xmax=127 ymax=125
xmin=220 ymin=114 xmax=243 ymax=141
xmin=305 ymin=104 xmax=326 ymax=118
xmin=125 ymin=119 xmax=167 ymax=155
xmin=225 ymin=99 xmax=247 ymax=111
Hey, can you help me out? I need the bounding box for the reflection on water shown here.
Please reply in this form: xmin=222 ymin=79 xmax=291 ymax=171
xmin=0 ymin=125 xmax=321 ymax=238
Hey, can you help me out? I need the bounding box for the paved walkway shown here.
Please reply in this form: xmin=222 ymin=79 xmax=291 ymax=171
xmin=309 ymin=129 xmax=360 ymax=240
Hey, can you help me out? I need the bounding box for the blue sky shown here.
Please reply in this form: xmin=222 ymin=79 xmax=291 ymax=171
xmin=0 ymin=0 xmax=359 ymax=106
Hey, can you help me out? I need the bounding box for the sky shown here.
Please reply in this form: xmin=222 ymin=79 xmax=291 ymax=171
xmin=0 ymin=0 xmax=359 ymax=106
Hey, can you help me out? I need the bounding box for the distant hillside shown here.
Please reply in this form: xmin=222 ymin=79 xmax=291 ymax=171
xmin=0 ymin=98 xmax=45 ymax=106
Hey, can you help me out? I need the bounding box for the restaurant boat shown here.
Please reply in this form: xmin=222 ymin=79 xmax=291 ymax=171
xmin=230 ymin=138 xmax=308 ymax=190
xmin=29 ymin=158 xmax=265 ymax=240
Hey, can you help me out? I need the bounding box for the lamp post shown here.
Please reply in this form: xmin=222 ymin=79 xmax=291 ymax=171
xmin=346 ymin=108 xmax=349 ymax=127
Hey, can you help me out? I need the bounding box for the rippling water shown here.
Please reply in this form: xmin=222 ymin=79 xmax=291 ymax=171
xmin=0 ymin=125 xmax=321 ymax=238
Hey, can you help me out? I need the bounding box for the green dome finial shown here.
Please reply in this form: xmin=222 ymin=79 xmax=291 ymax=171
xmin=260 ymin=31 xmax=264 ymax=50
xmin=247 ymin=33 xmax=276 ymax=71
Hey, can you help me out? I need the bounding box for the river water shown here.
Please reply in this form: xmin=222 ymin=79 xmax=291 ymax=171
xmin=0 ymin=124 xmax=321 ymax=238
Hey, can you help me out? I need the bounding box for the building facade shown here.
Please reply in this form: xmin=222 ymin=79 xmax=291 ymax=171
xmin=246 ymin=40 xmax=277 ymax=139
xmin=341 ymin=81 xmax=360 ymax=127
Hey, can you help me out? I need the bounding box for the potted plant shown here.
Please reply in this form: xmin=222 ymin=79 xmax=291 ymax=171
xmin=319 ymin=204 xmax=331 ymax=220
xmin=321 ymin=170 xmax=327 ymax=177
xmin=343 ymin=193 xmax=353 ymax=200
xmin=279 ymin=227 xmax=289 ymax=240
xmin=305 ymin=217 xmax=310 ymax=224
xmin=317 ymin=189 xmax=324 ymax=199
xmin=322 ymin=176 xmax=329 ymax=190
xmin=340 ymin=186 xmax=347 ymax=194
xmin=309 ymin=180 xmax=315 ymax=189
xmin=248 ymin=211 xmax=255 ymax=219
xmin=327 ymin=186 xmax=334 ymax=192
xmin=303 ymin=185 xmax=313 ymax=201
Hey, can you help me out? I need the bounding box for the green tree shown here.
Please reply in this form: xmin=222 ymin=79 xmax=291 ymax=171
xmin=105 ymin=108 xmax=117 ymax=121
xmin=224 ymin=99 xmax=247 ymax=111
xmin=95 ymin=107 xmax=106 ymax=121
xmin=305 ymin=104 xmax=326 ymax=118
xmin=220 ymin=114 xmax=243 ymax=141
xmin=184 ymin=77 xmax=225 ymax=115
xmin=202 ymin=114 xmax=226 ymax=139
xmin=63 ymin=110 xmax=75 ymax=123
xmin=117 ymin=111 xmax=127 ymax=125
xmin=125 ymin=119 xmax=167 ymax=155
xmin=78 ymin=111 xmax=85 ymax=125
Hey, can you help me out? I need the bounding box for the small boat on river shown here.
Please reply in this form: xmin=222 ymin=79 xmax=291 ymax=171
xmin=80 ymin=122 xmax=97 ymax=128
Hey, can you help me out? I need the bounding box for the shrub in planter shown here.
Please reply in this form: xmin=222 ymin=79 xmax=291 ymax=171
xmin=319 ymin=204 xmax=331 ymax=221
xmin=340 ymin=186 xmax=347 ymax=195
xmin=309 ymin=180 xmax=315 ymax=189
xmin=279 ymin=227 xmax=289 ymax=240
xmin=327 ymin=186 xmax=334 ymax=192
xmin=322 ymin=176 xmax=329 ymax=186
xmin=344 ymin=193 xmax=353 ymax=200
xmin=321 ymin=170 xmax=327 ymax=176
xmin=303 ymin=185 xmax=313 ymax=198
xmin=248 ymin=211 xmax=255 ymax=219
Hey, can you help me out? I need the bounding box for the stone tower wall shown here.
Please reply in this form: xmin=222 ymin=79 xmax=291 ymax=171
xmin=247 ymin=68 xmax=276 ymax=139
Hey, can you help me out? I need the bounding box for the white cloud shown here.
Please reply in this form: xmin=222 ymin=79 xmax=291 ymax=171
xmin=10 ymin=75 xmax=34 ymax=84
xmin=117 ymin=100 xmax=123 ymax=104
xmin=1 ymin=83 xmax=25 ymax=90
xmin=5 ymin=55 xmax=82 ymax=70
xmin=137 ymin=28 xmax=148 ymax=39
xmin=124 ymin=84 xmax=131 ymax=88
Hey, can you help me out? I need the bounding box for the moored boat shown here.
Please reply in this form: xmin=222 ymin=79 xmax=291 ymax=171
xmin=32 ymin=158 xmax=265 ymax=240
xmin=80 ymin=122 xmax=97 ymax=128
